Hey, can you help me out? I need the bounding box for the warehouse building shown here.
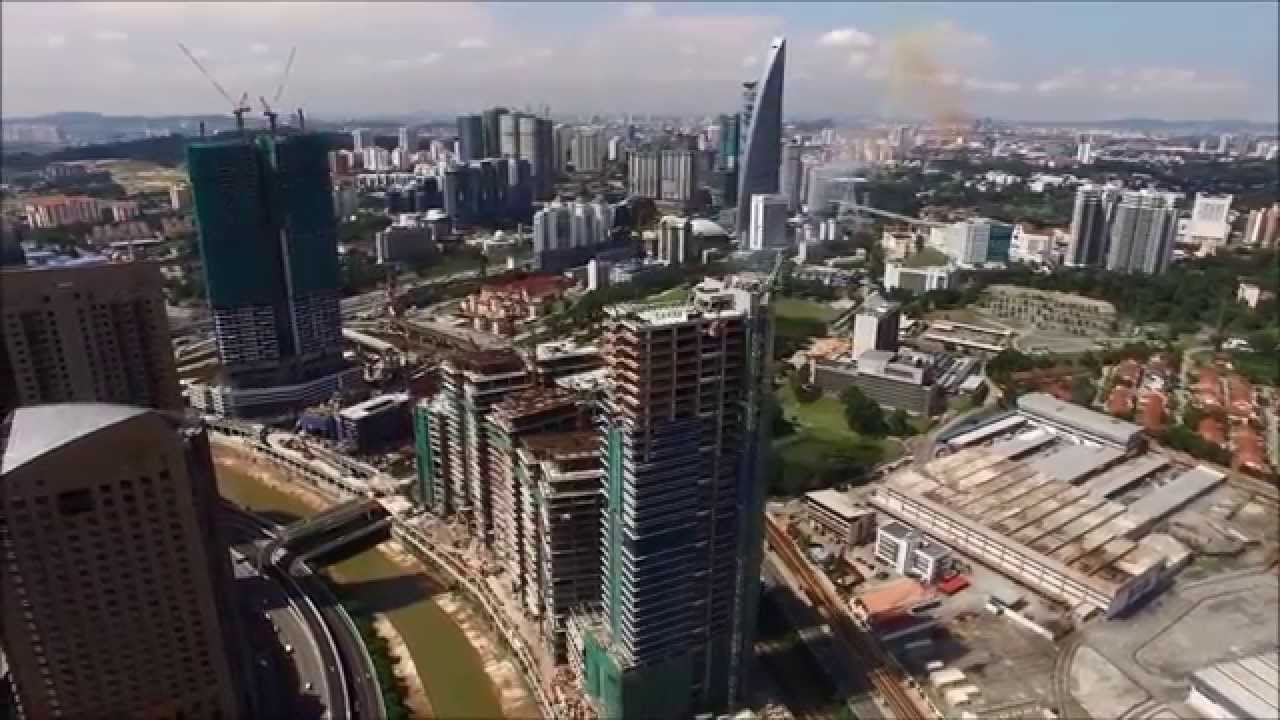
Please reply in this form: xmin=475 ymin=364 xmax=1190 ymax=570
xmin=1017 ymin=393 xmax=1145 ymax=450
xmin=1187 ymin=650 xmax=1279 ymax=720
xmin=871 ymin=446 xmax=1215 ymax=617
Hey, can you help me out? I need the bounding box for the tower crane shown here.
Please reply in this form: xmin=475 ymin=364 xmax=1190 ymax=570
xmin=259 ymin=46 xmax=297 ymax=134
xmin=177 ymin=42 xmax=252 ymax=132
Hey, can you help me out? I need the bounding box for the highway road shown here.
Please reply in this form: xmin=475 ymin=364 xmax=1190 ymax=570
xmin=223 ymin=513 xmax=341 ymax=719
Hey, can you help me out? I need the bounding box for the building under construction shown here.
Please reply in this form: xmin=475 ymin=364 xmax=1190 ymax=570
xmin=413 ymin=349 xmax=531 ymax=539
xmin=513 ymin=430 xmax=603 ymax=661
xmin=573 ymin=276 xmax=774 ymax=719
xmin=488 ymin=388 xmax=591 ymax=606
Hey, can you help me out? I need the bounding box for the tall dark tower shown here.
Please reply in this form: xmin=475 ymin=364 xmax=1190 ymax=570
xmin=187 ymin=133 xmax=348 ymax=418
xmin=735 ymin=37 xmax=786 ymax=237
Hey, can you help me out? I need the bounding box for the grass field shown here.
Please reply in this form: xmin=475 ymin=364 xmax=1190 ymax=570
xmin=774 ymin=297 xmax=841 ymax=323
xmin=647 ymin=284 xmax=691 ymax=304
xmin=772 ymin=383 xmax=896 ymax=496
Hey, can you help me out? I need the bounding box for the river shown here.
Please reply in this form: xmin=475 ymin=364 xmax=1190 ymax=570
xmin=216 ymin=465 xmax=503 ymax=720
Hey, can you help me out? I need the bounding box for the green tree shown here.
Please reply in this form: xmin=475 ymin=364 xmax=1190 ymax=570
xmin=886 ymin=408 xmax=916 ymax=437
xmin=840 ymin=386 xmax=888 ymax=436
xmin=1070 ymin=375 xmax=1096 ymax=406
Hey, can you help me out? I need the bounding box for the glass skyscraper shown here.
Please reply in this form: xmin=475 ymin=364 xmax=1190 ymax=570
xmin=735 ymin=37 xmax=786 ymax=237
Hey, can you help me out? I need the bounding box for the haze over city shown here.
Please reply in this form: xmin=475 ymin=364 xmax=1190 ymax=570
xmin=2 ymin=1 xmax=1278 ymax=121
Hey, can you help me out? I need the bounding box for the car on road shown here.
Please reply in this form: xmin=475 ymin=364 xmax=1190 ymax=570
xmin=284 ymin=644 xmax=294 ymax=654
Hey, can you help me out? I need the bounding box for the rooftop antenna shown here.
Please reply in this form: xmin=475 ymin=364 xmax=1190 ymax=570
xmin=178 ymin=43 xmax=252 ymax=132
xmin=199 ymin=120 xmax=206 ymax=138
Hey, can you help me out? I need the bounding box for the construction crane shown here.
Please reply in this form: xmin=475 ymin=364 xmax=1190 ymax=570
xmin=259 ymin=46 xmax=297 ymax=133
xmin=178 ymin=42 xmax=251 ymax=131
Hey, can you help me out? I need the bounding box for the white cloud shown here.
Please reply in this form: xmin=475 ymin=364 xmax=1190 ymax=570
xmin=1037 ymin=66 xmax=1244 ymax=97
xmin=623 ymin=2 xmax=657 ymax=19
xmin=818 ymin=27 xmax=875 ymax=48
xmin=847 ymin=51 xmax=870 ymax=68
xmin=964 ymin=77 xmax=1021 ymax=94
xmin=532 ymin=48 xmax=554 ymax=60
xmin=418 ymin=52 xmax=442 ymax=65
xmin=45 ymin=33 xmax=67 ymax=49
xmin=250 ymin=42 xmax=270 ymax=55
xmin=1035 ymin=67 xmax=1087 ymax=95
xmin=457 ymin=36 xmax=489 ymax=49
xmin=930 ymin=20 xmax=989 ymax=49
xmin=93 ymin=29 xmax=128 ymax=43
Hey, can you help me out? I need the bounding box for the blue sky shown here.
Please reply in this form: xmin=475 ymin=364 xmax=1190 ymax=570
xmin=3 ymin=2 xmax=1276 ymax=121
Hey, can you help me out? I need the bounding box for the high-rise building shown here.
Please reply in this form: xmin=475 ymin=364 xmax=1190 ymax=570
xmin=457 ymin=114 xmax=484 ymax=162
xmin=574 ymin=276 xmax=772 ymax=718
xmin=186 ymin=133 xmax=350 ymax=418
xmin=1067 ymin=184 xmax=1120 ymax=267
xmin=943 ymin=219 xmax=991 ymax=265
xmin=1187 ymin=192 xmax=1233 ymax=253
xmin=398 ymin=126 xmax=413 ymax=154
xmin=482 ymin=106 xmax=510 ymax=159
xmin=0 ymin=262 xmax=181 ymax=416
xmin=1076 ymin=137 xmax=1094 ymax=165
xmin=628 ymin=148 xmax=699 ymax=206
xmin=0 ymin=404 xmax=246 ymax=719
xmin=654 ymin=215 xmax=697 ymax=265
xmin=351 ymin=128 xmax=370 ymax=155
xmin=417 ymin=350 xmax=532 ymax=539
xmin=735 ymin=37 xmax=786 ymax=237
xmin=853 ymin=292 xmax=901 ymax=359
xmin=747 ymin=193 xmax=788 ymax=251
xmin=170 ymin=182 xmax=193 ymax=211
xmin=1242 ymin=202 xmax=1280 ymax=248
xmin=1106 ymin=190 xmax=1180 ymax=275
xmin=779 ymin=143 xmax=803 ymax=212
xmin=572 ymin=128 xmax=606 ymax=173
xmin=488 ymin=388 xmax=590 ymax=611
xmin=717 ymin=114 xmax=740 ymax=172
xmin=500 ymin=112 xmax=520 ymax=158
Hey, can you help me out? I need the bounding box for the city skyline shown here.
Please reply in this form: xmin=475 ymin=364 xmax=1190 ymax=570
xmin=2 ymin=2 xmax=1277 ymax=122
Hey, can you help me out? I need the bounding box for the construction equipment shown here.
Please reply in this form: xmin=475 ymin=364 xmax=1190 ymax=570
xmin=178 ymin=42 xmax=252 ymax=131
xmin=259 ymin=47 xmax=297 ymax=133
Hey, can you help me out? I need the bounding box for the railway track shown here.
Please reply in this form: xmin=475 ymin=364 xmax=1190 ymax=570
xmin=764 ymin=516 xmax=935 ymax=720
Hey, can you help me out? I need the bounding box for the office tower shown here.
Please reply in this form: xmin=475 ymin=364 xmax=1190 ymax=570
xmin=186 ymin=133 xmax=349 ymax=418
xmin=655 ymin=215 xmax=697 ymax=265
xmin=607 ymin=135 xmax=623 ymax=163
xmin=0 ymin=262 xmax=181 ymax=416
xmin=1187 ymin=192 xmax=1233 ymax=252
xmin=422 ymin=350 xmax=533 ymax=540
xmin=0 ymin=404 xmax=246 ymax=719
xmin=457 ymin=114 xmax=484 ymax=162
xmin=747 ymin=193 xmax=788 ymax=251
xmin=482 ymin=106 xmax=509 ymax=158
xmin=1106 ymin=191 xmax=1180 ymax=275
xmin=1243 ymin=203 xmax=1280 ymax=248
xmin=351 ymin=128 xmax=370 ymax=154
xmin=943 ymin=220 xmax=991 ymax=265
xmin=1067 ymin=185 xmax=1119 ymax=267
xmin=717 ymin=114 xmax=741 ymax=206
xmin=553 ymin=123 xmax=575 ymax=173
xmin=575 ymin=277 xmax=772 ymax=718
xmin=572 ymin=128 xmax=606 ymax=173
xmin=398 ymin=126 xmax=413 ymax=154
xmin=779 ymin=143 xmax=803 ymax=212
xmin=518 ymin=115 xmax=555 ymax=200
xmin=500 ymin=112 xmax=520 ymax=158
xmin=735 ymin=37 xmax=786 ymax=236
xmin=488 ymin=388 xmax=589 ymax=611
xmin=853 ymin=292 xmax=901 ymax=359
xmin=1076 ymin=137 xmax=1094 ymax=165
xmin=985 ymin=221 xmax=1013 ymax=263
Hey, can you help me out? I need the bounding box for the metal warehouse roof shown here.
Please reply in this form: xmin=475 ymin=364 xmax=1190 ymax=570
xmin=1085 ymin=455 xmax=1171 ymax=500
xmin=1018 ymin=393 xmax=1144 ymax=447
xmin=1027 ymin=444 xmax=1124 ymax=485
xmin=1126 ymin=466 xmax=1224 ymax=523
xmin=1190 ymin=650 xmax=1279 ymax=720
